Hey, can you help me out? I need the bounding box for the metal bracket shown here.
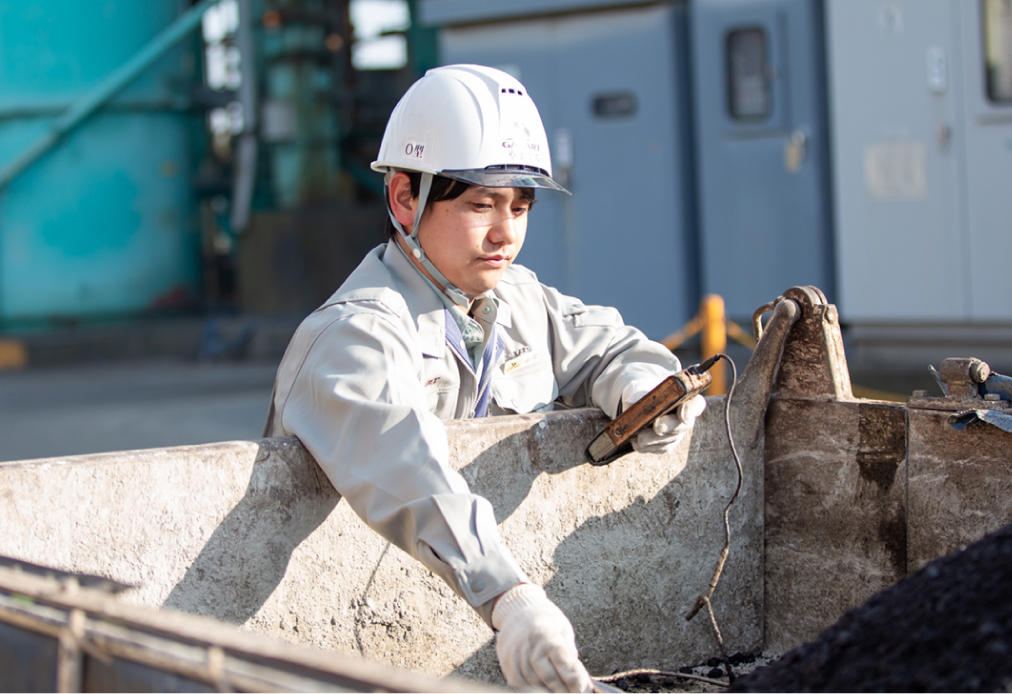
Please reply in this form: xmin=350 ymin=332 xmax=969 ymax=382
xmin=770 ymin=286 xmax=854 ymax=401
xmin=909 ymin=357 xmax=1010 ymax=412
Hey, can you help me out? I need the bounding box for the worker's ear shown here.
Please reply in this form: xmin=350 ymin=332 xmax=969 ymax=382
xmin=388 ymin=172 xmax=417 ymax=232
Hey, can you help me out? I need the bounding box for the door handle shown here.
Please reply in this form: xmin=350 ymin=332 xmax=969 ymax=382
xmin=784 ymin=128 xmax=807 ymax=172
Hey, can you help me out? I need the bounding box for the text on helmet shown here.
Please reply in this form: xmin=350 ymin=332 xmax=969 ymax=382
xmin=501 ymin=140 xmax=540 ymax=152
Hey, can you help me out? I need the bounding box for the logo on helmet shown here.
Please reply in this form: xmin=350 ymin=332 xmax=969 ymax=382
xmin=501 ymin=138 xmax=541 ymax=161
xmin=404 ymin=143 xmax=425 ymax=158
xmin=501 ymin=139 xmax=540 ymax=152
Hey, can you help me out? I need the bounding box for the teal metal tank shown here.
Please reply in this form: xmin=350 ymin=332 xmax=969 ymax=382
xmin=0 ymin=1 xmax=201 ymax=326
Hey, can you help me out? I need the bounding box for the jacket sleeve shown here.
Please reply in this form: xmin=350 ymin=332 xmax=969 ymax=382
xmin=270 ymin=303 xmax=529 ymax=626
xmin=540 ymin=284 xmax=683 ymax=418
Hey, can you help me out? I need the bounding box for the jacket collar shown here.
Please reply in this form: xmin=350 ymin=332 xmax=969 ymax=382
xmin=380 ymin=239 xmax=515 ymax=357
xmin=382 ymin=240 xmax=447 ymax=358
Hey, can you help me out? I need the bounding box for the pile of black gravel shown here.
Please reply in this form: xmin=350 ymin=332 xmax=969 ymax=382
xmin=731 ymin=523 xmax=1012 ymax=692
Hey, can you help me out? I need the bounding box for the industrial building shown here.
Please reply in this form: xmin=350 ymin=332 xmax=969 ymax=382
xmin=0 ymin=0 xmax=1008 ymax=370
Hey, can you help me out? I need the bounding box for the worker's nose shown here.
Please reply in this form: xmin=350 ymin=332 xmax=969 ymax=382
xmin=490 ymin=214 xmax=518 ymax=245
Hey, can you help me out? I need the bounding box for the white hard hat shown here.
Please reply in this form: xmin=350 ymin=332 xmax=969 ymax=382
xmin=371 ymin=64 xmax=567 ymax=193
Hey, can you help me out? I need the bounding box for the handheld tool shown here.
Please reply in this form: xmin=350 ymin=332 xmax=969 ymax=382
xmin=585 ymin=355 xmax=720 ymax=465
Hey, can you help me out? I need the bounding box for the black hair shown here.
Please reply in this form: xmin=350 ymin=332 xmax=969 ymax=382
xmin=384 ymin=172 xmax=537 ymax=240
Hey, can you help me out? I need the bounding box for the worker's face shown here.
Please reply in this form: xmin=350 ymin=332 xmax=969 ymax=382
xmin=415 ymin=185 xmax=530 ymax=298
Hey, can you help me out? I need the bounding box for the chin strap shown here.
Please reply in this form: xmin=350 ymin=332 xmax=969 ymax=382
xmin=384 ymin=170 xmax=472 ymax=309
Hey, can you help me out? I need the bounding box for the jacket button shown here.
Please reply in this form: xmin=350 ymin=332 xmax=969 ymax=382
xmin=471 ymin=578 xmax=486 ymax=593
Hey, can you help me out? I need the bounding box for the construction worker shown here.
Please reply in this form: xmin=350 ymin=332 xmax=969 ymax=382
xmin=264 ymin=64 xmax=706 ymax=693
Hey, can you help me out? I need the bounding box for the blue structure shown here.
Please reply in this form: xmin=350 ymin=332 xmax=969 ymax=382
xmin=0 ymin=2 xmax=203 ymax=326
xmin=419 ymin=0 xmax=835 ymax=334
xmin=420 ymin=0 xmax=1012 ymax=374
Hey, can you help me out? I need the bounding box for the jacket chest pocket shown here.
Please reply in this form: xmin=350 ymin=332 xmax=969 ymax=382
xmin=490 ymin=351 xmax=557 ymax=415
xmin=422 ymin=356 xmax=459 ymax=420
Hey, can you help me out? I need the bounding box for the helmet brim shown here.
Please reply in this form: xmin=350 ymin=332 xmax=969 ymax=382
xmin=442 ymin=168 xmax=571 ymax=195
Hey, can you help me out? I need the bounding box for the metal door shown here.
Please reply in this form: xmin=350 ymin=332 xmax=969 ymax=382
xmin=958 ymin=0 xmax=1012 ymax=320
xmin=692 ymin=0 xmax=833 ymax=320
xmin=826 ymin=0 xmax=966 ymax=321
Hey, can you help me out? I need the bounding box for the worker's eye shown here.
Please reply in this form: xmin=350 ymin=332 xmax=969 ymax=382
xmin=512 ymin=205 xmax=529 ymax=216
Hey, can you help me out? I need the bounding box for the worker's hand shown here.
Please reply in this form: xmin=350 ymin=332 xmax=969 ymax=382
xmin=492 ymin=584 xmax=592 ymax=693
xmin=622 ymin=380 xmax=707 ymax=455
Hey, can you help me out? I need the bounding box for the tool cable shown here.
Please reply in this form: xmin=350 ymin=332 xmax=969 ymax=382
xmin=590 ymin=354 xmax=744 ymax=689
xmin=685 ymin=353 xmax=741 ymax=684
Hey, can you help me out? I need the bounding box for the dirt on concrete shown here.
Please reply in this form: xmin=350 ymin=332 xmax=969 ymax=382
xmin=731 ymin=522 xmax=1012 ymax=692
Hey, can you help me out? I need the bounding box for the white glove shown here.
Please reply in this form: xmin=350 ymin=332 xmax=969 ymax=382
xmin=621 ymin=379 xmax=707 ymax=455
xmin=492 ymin=584 xmax=592 ymax=693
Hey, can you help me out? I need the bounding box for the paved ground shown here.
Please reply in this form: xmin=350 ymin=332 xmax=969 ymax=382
xmin=0 ymin=357 xmax=280 ymax=463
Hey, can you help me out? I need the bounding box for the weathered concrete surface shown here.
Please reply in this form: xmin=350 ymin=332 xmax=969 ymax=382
xmin=907 ymin=408 xmax=1012 ymax=573
xmin=0 ymin=405 xmax=760 ymax=686
xmin=763 ymin=398 xmax=907 ymax=655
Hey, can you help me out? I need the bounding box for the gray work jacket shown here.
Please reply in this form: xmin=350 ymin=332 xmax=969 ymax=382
xmin=264 ymin=240 xmax=681 ymax=625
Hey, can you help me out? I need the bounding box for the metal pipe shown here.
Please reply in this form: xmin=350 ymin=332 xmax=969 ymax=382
xmin=230 ymin=0 xmax=259 ymax=233
xmin=0 ymin=0 xmax=220 ymax=191
xmin=0 ymin=99 xmax=195 ymax=121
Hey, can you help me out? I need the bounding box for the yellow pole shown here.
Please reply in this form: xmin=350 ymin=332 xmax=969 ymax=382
xmin=0 ymin=340 xmax=27 ymax=371
xmin=699 ymin=294 xmax=727 ymax=395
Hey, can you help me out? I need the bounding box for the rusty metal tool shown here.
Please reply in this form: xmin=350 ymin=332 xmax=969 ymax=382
xmin=585 ymin=356 xmax=720 ymax=465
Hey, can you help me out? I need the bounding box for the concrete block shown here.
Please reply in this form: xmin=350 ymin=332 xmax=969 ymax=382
xmin=0 ymin=404 xmax=760 ymax=685
xmin=907 ymin=408 xmax=1012 ymax=573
